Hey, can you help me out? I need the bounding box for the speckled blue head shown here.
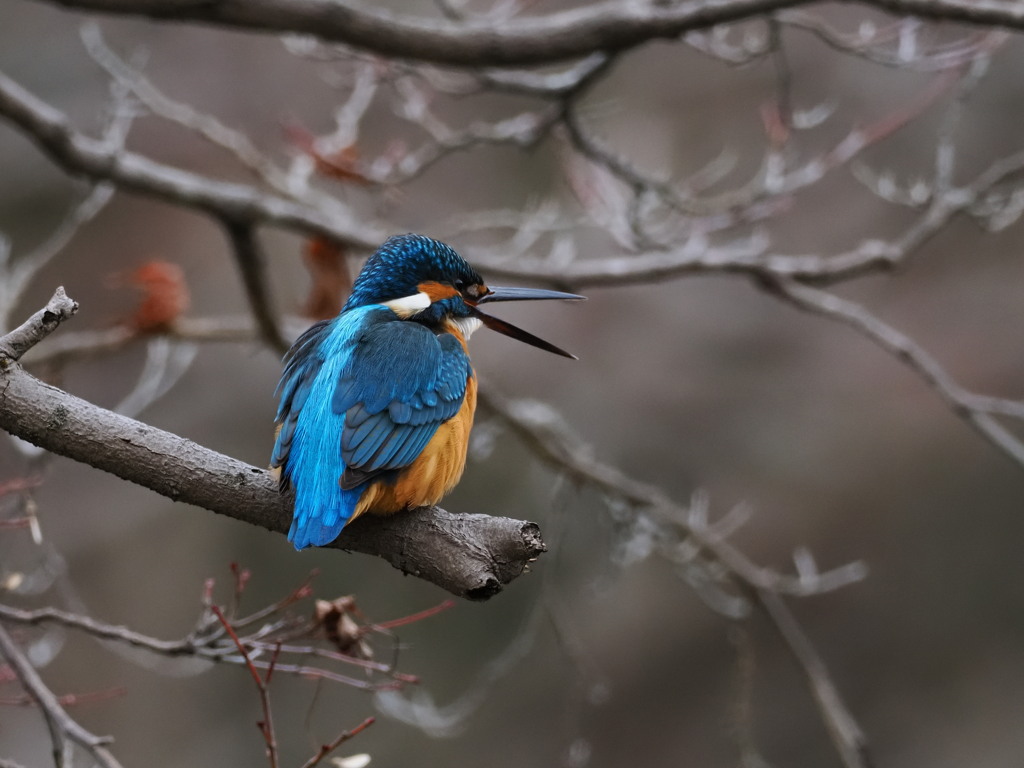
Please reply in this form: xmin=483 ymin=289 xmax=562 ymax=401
xmin=343 ymin=234 xmax=484 ymax=311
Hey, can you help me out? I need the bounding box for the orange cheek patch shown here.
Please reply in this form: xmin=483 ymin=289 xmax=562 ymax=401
xmin=418 ymin=281 xmax=459 ymax=302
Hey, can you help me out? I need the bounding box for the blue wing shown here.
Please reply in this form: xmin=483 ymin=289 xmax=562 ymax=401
xmin=271 ymin=306 xmax=471 ymax=549
xmin=334 ymin=318 xmax=470 ymax=489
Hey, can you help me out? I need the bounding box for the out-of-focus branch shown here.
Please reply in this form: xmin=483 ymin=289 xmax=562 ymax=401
xmin=0 ymin=67 xmax=371 ymax=360
xmin=764 ymin=277 xmax=1024 ymax=470
xmin=29 ymin=0 xmax=1024 ymax=67
xmin=756 ymin=590 xmax=872 ymax=768
xmin=0 ymin=621 xmax=124 ymax=768
xmin=480 ymin=391 xmax=866 ymax=598
xmin=478 ymin=389 xmax=870 ymax=766
xmin=0 ymin=596 xmax=415 ymax=688
xmin=21 ymin=315 xmax=314 ymax=369
xmin=0 ymin=290 xmax=545 ymax=600
xmin=30 ymin=0 xmax=805 ymax=66
xmin=0 ymin=185 xmax=113 ymax=334
xmin=221 ymin=222 xmax=288 ymax=353
xmin=0 ymin=71 xmax=381 ymax=249
xmin=776 ymin=11 xmax=1009 ymax=70
xmin=1 ymin=55 xmax=1002 ymax=305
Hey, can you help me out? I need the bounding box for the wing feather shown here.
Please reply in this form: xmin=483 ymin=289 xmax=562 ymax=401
xmin=335 ymin=320 xmax=470 ymax=487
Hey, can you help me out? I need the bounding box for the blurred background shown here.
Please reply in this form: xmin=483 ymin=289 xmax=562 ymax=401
xmin=2 ymin=2 xmax=1024 ymax=766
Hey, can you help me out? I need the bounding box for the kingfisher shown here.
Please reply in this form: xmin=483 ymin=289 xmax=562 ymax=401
xmin=271 ymin=233 xmax=582 ymax=549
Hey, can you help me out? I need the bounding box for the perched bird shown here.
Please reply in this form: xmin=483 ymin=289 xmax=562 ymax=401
xmin=272 ymin=234 xmax=582 ymax=549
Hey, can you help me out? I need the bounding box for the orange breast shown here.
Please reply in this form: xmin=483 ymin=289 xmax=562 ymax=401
xmin=353 ymin=374 xmax=477 ymax=518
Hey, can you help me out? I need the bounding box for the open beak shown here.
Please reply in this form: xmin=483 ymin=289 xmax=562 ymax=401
xmin=472 ymin=286 xmax=584 ymax=359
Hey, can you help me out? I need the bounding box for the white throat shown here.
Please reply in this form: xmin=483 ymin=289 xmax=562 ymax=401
xmin=450 ymin=316 xmax=483 ymax=340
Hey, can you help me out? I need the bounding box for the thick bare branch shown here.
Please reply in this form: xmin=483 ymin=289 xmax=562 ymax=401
xmin=29 ymin=0 xmax=1024 ymax=67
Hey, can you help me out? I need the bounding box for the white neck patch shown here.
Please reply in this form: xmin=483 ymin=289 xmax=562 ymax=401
xmin=450 ymin=316 xmax=483 ymax=340
xmin=384 ymin=292 xmax=431 ymax=318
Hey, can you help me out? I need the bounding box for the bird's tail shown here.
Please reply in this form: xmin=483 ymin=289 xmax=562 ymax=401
xmin=276 ymin=397 xmax=364 ymax=549
xmin=287 ymin=468 xmax=365 ymax=549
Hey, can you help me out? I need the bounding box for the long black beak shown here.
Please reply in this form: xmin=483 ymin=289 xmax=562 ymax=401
xmin=472 ymin=286 xmax=584 ymax=359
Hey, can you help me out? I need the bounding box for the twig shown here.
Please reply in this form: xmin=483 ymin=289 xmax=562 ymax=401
xmin=370 ymin=599 xmax=455 ymax=631
xmin=297 ymin=716 xmax=375 ymax=768
xmin=478 ymin=389 xmax=870 ymax=761
xmin=211 ymin=605 xmax=279 ymax=768
xmin=21 ymin=314 xmax=311 ymax=368
xmin=0 ymin=602 xmax=406 ymax=684
xmin=480 ymin=390 xmax=866 ymax=597
xmin=766 ymin=277 xmax=1024 ymax=470
xmin=0 ymin=621 xmax=124 ymax=768
xmin=0 ymin=184 xmax=113 ymax=333
xmin=756 ymin=590 xmax=873 ymax=768
xmin=221 ymin=221 xmax=288 ymax=353
xmin=0 ymin=71 xmax=382 ymax=248
xmin=0 ymin=287 xmax=78 ymax=363
xmin=0 ymin=686 xmax=127 ymax=708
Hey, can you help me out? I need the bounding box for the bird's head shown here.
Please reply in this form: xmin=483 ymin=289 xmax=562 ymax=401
xmin=344 ymin=234 xmax=583 ymax=358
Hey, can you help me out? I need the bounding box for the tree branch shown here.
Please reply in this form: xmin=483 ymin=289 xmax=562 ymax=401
xmin=0 ymin=621 xmax=124 ymax=768
xmin=755 ymin=590 xmax=872 ymax=768
xmin=30 ymin=0 xmax=1024 ymax=67
xmin=0 ymin=286 xmax=78 ymax=362
xmin=34 ymin=0 xmax=809 ymax=66
xmin=0 ymin=290 xmax=545 ymax=601
xmin=0 ymin=71 xmax=381 ymax=248
xmin=765 ymin=277 xmax=1024 ymax=471
xmin=221 ymin=221 xmax=289 ymax=354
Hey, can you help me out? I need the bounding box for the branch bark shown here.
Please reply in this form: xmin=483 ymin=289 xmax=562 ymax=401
xmin=0 ymin=290 xmax=545 ymax=601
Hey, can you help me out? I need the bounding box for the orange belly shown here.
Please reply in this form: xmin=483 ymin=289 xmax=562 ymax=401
xmin=353 ymin=375 xmax=477 ymax=518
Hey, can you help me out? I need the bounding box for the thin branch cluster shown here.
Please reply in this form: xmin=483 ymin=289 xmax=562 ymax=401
xmin=2 ymin=1 xmax=1024 ymax=767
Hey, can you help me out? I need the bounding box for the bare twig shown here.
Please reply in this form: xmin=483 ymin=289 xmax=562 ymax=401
xmin=21 ymin=314 xmax=310 ymax=368
xmin=297 ymin=716 xmax=375 ymax=768
xmin=478 ymin=389 xmax=870 ymax=761
xmin=0 ymin=621 xmax=124 ymax=768
xmin=766 ymin=277 xmax=1024 ymax=470
xmin=211 ymin=605 xmax=280 ymax=768
xmin=0 ymin=185 xmax=113 ymax=333
xmin=0 ymin=71 xmax=382 ymax=248
xmin=0 ymin=582 xmax=416 ymax=686
xmin=756 ymin=590 xmax=873 ymax=768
